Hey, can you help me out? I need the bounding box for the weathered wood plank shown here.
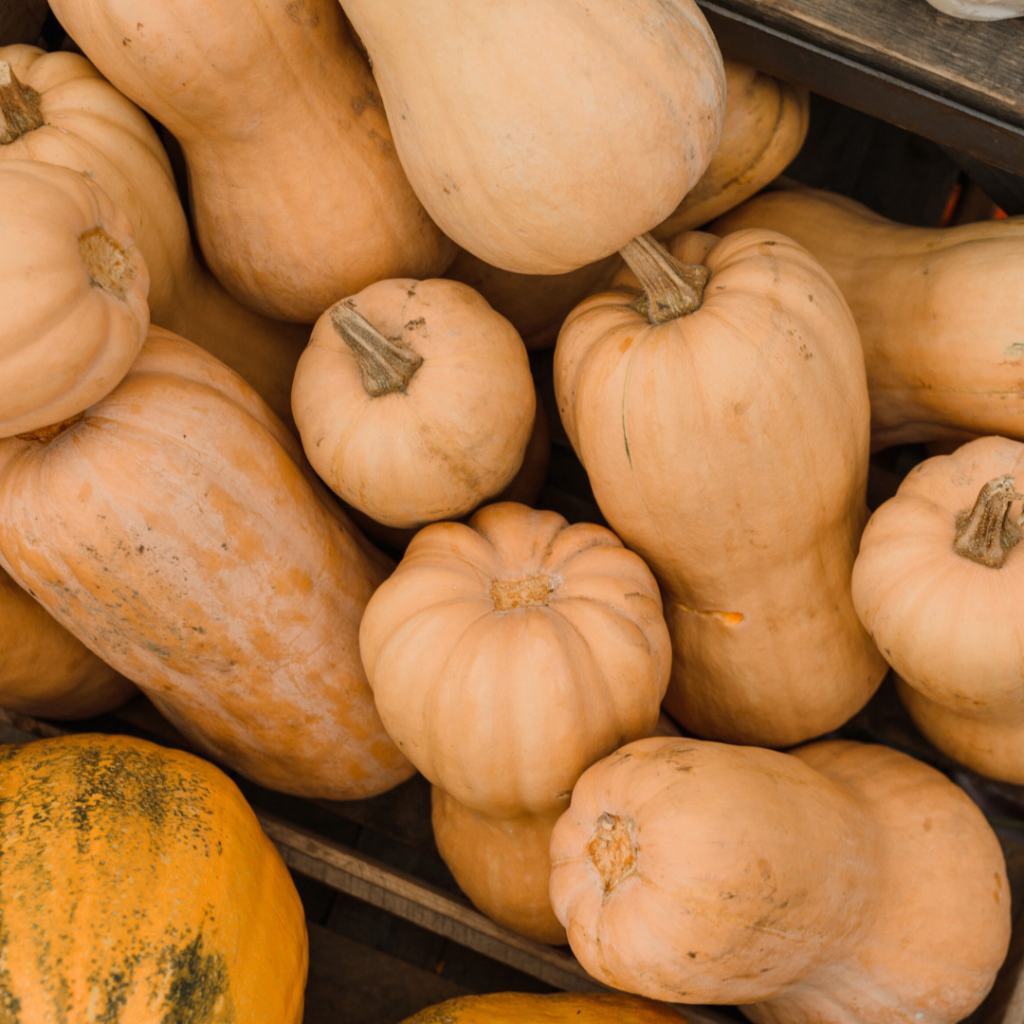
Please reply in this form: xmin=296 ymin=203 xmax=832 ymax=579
xmin=0 ymin=0 xmax=49 ymax=46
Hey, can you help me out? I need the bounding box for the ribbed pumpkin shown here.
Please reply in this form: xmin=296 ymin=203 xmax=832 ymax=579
xmin=0 ymin=44 xmax=310 ymax=430
xmin=292 ymin=279 xmax=535 ymax=528
xmin=853 ymin=435 xmax=1024 ymax=782
xmin=550 ymin=737 xmax=1010 ymax=1024
xmin=0 ymin=732 xmax=306 ymax=1022
xmin=0 ymin=327 xmax=412 ymax=799
xmin=712 ymin=186 xmax=1024 ymax=449
xmin=0 ymin=565 xmax=135 ymax=718
xmin=399 ymin=992 xmax=686 ymax=1023
xmin=359 ymin=502 xmax=671 ymax=817
xmin=555 ymin=230 xmax=885 ymax=747
xmin=0 ymin=159 xmax=149 ymax=439
xmin=47 ymin=0 xmax=456 ymax=322
xmin=342 ymin=0 xmax=725 ymax=275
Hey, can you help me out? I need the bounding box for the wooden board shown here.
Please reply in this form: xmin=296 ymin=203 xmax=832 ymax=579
xmin=699 ymin=0 xmax=1024 ymax=175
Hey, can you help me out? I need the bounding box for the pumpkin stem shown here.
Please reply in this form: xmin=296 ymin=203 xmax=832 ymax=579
xmin=586 ymin=812 xmax=637 ymax=894
xmin=0 ymin=62 xmax=44 ymax=145
xmin=953 ymin=474 xmax=1024 ymax=568
xmin=619 ymin=232 xmax=710 ymax=324
xmin=330 ymin=300 xmax=423 ymax=398
xmin=16 ymin=412 xmax=86 ymax=443
xmin=491 ymin=575 xmax=555 ymax=610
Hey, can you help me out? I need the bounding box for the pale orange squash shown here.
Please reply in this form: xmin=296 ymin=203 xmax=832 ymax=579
xmin=853 ymin=435 xmax=1024 ymax=783
xmin=555 ymin=230 xmax=885 ymax=747
xmin=342 ymin=0 xmax=725 ymax=275
xmin=292 ymin=279 xmax=535 ymax=528
xmin=0 ymin=159 xmax=149 ymax=439
xmin=713 ymin=186 xmax=1024 ymax=449
xmin=399 ymin=992 xmax=687 ymax=1023
xmin=0 ymin=732 xmax=306 ymax=1022
xmin=0 ymin=327 xmax=412 ymax=799
xmin=550 ymin=737 xmax=1010 ymax=1024
xmin=359 ymin=502 xmax=671 ymax=817
xmin=0 ymin=44 xmax=310 ymax=430
xmin=0 ymin=565 xmax=135 ymax=718
xmin=47 ymin=0 xmax=456 ymax=322
xmin=431 ymin=787 xmax=566 ymax=945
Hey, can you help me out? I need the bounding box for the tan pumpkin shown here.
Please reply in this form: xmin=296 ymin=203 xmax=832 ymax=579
xmin=0 ymin=731 xmax=306 ymax=1022
xmin=853 ymin=435 xmax=1024 ymax=782
xmin=712 ymin=186 xmax=1024 ymax=449
xmin=0 ymin=565 xmax=135 ymax=718
xmin=342 ymin=0 xmax=725 ymax=274
xmin=555 ymin=230 xmax=886 ymax=747
xmin=0 ymin=159 xmax=149 ymax=439
xmin=292 ymin=279 xmax=535 ymax=528
xmin=0 ymin=327 xmax=412 ymax=799
xmin=0 ymin=44 xmax=310 ymax=430
xmin=550 ymin=737 xmax=1010 ymax=1024
xmin=431 ymin=787 xmax=566 ymax=945
xmin=47 ymin=0 xmax=456 ymax=323
xmin=359 ymin=502 xmax=671 ymax=817
xmin=399 ymin=992 xmax=687 ymax=1023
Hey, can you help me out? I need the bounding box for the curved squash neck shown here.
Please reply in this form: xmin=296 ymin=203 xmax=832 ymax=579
xmin=619 ymin=232 xmax=709 ymax=324
xmin=330 ymin=300 xmax=422 ymax=397
xmin=954 ymin=474 xmax=1024 ymax=568
xmin=0 ymin=62 xmax=44 ymax=145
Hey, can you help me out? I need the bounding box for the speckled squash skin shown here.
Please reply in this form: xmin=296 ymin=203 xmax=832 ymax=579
xmin=0 ymin=732 xmax=306 ymax=1022
xmin=0 ymin=327 xmax=412 ymax=799
xmin=0 ymin=565 xmax=135 ymax=718
xmin=549 ymin=737 xmax=1010 ymax=1024
xmin=398 ymin=992 xmax=686 ymax=1023
xmin=0 ymin=45 xmax=309 ymax=432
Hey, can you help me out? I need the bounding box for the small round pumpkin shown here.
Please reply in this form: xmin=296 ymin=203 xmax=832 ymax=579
xmin=398 ymin=992 xmax=686 ymax=1023
xmin=0 ymin=732 xmax=306 ymax=1022
xmin=359 ymin=502 xmax=671 ymax=817
xmin=550 ymin=737 xmax=1010 ymax=1024
xmin=0 ymin=565 xmax=135 ymax=718
xmin=0 ymin=159 xmax=149 ymax=439
xmin=852 ymin=435 xmax=1024 ymax=782
xmin=292 ymin=279 xmax=535 ymax=528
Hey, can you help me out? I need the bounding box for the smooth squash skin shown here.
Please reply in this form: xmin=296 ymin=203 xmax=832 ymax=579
xmin=0 ymin=565 xmax=135 ymax=718
xmin=549 ymin=737 xmax=1011 ymax=1024
xmin=555 ymin=230 xmax=886 ymax=748
xmin=47 ymin=0 xmax=456 ymax=322
xmin=0 ymin=732 xmax=307 ymax=1022
xmin=0 ymin=327 xmax=412 ymax=800
xmin=293 ymin=279 xmax=535 ymax=528
xmin=853 ymin=436 xmax=1024 ymax=782
xmin=0 ymin=45 xmax=310 ymax=432
xmin=359 ymin=503 xmax=671 ymax=818
xmin=342 ymin=0 xmax=725 ymax=275
xmin=431 ymin=787 xmax=566 ymax=945
xmin=713 ymin=186 xmax=1024 ymax=449
xmin=399 ymin=992 xmax=686 ymax=1024
xmin=0 ymin=159 xmax=150 ymax=440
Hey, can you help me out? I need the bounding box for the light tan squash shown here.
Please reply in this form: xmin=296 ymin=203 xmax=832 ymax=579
xmin=399 ymin=992 xmax=687 ymax=1024
xmin=555 ymin=230 xmax=885 ymax=747
xmin=550 ymin=737 xmax=1011 ymax=1024
xmin=0 ymin=44 xmax=310 ymax=430
xmin=342 ymin=0 xmax=725 ymax=274
xmin=292 ymin=279 xmax=535 ymax=528
xmin=0 ymin=327 xmax=412 ymax=799
xmin=853 ymin=435 xmax=1024 ymax=782
xmin=712 ymin=186 xmax=1024 ymax=449
xmin=359 ymin=502 xmax=671 ymax=817
xmin=0 ymin=158 xmax=149 ymax=439
xmin=0 ymin=565 xmax=135 ymax=718
xmin=431 ymin=787 xmax=566 ymax=945
xmin=47 ymin=0 xmax=456 ymax=322
xmin=0 ymin=732 xmax=307 ymax=1022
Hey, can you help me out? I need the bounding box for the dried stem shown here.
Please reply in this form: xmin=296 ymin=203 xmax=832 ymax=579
xmin=954 ymin=474 xmax=1024 ymax=568
xmin=619 ymin=232 xmax=710 ymax=324
xmin=0 ymin=62 xmax=44 ymax=145
xmin=330 ymin=300 xmax=423 ymax=398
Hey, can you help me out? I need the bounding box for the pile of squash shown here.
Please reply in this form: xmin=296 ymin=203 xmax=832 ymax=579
xmin=0 ymin=0 xmax=1021 ymax=1020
